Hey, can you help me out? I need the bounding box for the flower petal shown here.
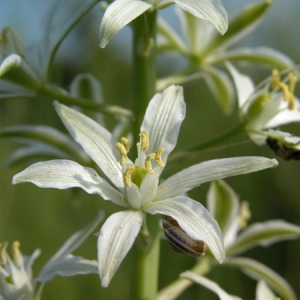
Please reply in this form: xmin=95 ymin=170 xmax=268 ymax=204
xmin=145 ymin=196 xmax=225 ymax=263
xmin=266 ymin=100 xmax=300 ymax=128
xmin=157 ymin=157 xmax=278 ymax=200
xmin=54 ymin=102 xmax=124 ymax=189
xmin=99 ymin=0 xmax=152 ymax=48
xmin=12 ymin=160 xmax=125 ymax=206
xmin=141 ymin=85 xmax=185 ymax=163
xmin=174 ymin=0 xmax=228 ymax=35
xmin=226 ymin=62 xmax=255 ymax=111
xmin=98 ymin=210 xmax=143 ymax=287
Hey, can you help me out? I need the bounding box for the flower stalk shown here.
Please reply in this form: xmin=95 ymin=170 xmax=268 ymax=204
xmin=132 ymin=11 xmax=159 ymax=299
xmin=132 ymin=11 xmax=157 ymax=142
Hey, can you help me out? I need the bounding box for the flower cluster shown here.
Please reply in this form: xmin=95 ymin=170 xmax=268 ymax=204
xmin=12 ymin=85 xmax=277 ymax=287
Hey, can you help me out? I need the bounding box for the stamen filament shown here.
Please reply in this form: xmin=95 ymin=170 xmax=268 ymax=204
xmin=12 ymin=241 xmax=23 ymax=266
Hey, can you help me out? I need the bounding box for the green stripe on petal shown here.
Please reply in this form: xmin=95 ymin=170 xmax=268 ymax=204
xmin=146 ymin=196 xmax=225 ymax=263
xmin=99 ymin=0 xmax=152 ymax=48
xmin=157 ymin=157 xmax=278 ymax=200
xmin=98 ymin=210 xmax=143 ymax=287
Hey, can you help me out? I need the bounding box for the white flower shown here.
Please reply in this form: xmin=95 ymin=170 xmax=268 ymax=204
xmin=0 ymin=241 xmax=40 ymax=300
xmin=228 ymin=63 xmax=300 ymax=150
xmin=12 ymin=85 xmax=277 ymax=287
xmin=99 ymin=0 xmax=228 ymax=48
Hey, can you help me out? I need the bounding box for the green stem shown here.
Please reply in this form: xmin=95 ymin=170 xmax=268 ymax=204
xmin=168 ymin=123 xmax=245 ymax=165
xmin=157 ymin=256 xmax=213 ymax=300
xmin=132 ymin=11 xmax=157 ymax=142
xmin=134 ymin=215 xmax=161 ymax=300
xmin=39 ymin=84 xmax=133 ymax=120
xmin=188 ymin=123 xmax=245 ymax=152
xmin=131 ymin=11 xmax=158 ymax=300
xmin=46 ymin=0 xmax=101 ymax=79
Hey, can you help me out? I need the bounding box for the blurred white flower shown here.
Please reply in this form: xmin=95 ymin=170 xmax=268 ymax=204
xmin=0 ymin=241 xmax=40 ymax=300
xmin=228 ymin=63 xmax=300 ymax=158
xmin=99 ymin=0 xmax=228 ymax=48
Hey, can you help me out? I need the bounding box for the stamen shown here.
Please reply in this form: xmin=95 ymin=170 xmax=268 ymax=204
xmin=288 ymin=73 xmax=298 ymax=94
xmin=120 ymin=137 xmax=130 ymax=153
xmin=139 ymin=131 xmax=149 ymax=152
xmin=155 ymin=147 xmax=165 ymax=167
xmin=145 ymin=153 xmax=155 ymax=174
xmin=271 ymin=69 xmax=297 ymax=110
xmin=12 ymin=241 xmax=23 ymax=266
xmin=116 ymin=142 xmax=128 ymax=166
xmin=124 ymin=165 xmax=136 ymax=186
xmin=279 ymin=82 xmax=291 ymax=102
xmin=271 ymin=69 xmax=280 ymax=89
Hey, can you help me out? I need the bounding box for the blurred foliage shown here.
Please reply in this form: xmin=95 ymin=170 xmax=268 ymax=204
xmin=1 ymin=0 xmax=300 ymax=299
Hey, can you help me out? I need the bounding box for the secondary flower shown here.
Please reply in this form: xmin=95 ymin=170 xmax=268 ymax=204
xmin=0 ymin=241 xmax=40 ymax=300
xmin=99 ymin=0 xmax=228 ymax=48
xmin=13 ymin=85 xmax=277 ymax=287
xmin=228 ymin=63 xmax=300 ymax=158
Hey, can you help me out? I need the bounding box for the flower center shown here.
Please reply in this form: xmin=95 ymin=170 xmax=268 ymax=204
xmin=271 ymin=69 xmax=298 ymax=110
xmin=116 ymin=130 xmax=165 ymax=187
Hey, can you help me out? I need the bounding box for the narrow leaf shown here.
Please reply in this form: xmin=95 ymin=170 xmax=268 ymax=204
xmin=209 ymin=47 xmax=294 ymax=70
xmin=201 ymin=1 xmax=272 ymax=55
xmin=226 ymin=220 xmax=300 ymax=256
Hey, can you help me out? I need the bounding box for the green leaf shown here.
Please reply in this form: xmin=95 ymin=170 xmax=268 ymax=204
xmin=202 ymin=66 xmax=235 ymax=114
xmin=201 ymin=0 xmax=272 ymax=56
xmin=226 ymin=220 xmax=300 ymax=256
xmin=224 ymin=257 xmax=297 ymax=300
xmin=207 ymin=180 xmax=239 ymax=239
xmin=0 ymin=125 xmax=90 ymax=164
xmin=208 ymin=47 xmax=294 ymax=70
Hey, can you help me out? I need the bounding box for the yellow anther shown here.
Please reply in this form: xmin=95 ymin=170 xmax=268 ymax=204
xmin=155 ymin=147 xmax=165 ymax=167
xmin=271 ymin=69 xmax=280 ymax=89
xmin=278 ymin=82 xmax=295 ymax=110
xmin=12 ymin=241 xmax=23 ymax=266
xmin=116 ymin=142 xmax=128 ymax=166
xmin=139 ymin=131 xmax=149 ymax=152
xmin=124 ymin=165 xmax=136 ymax=186
xmin=120 ymin=137 xmax=130 ymax=153
xmin=145 ymin=153 xmax=155 ymax=174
